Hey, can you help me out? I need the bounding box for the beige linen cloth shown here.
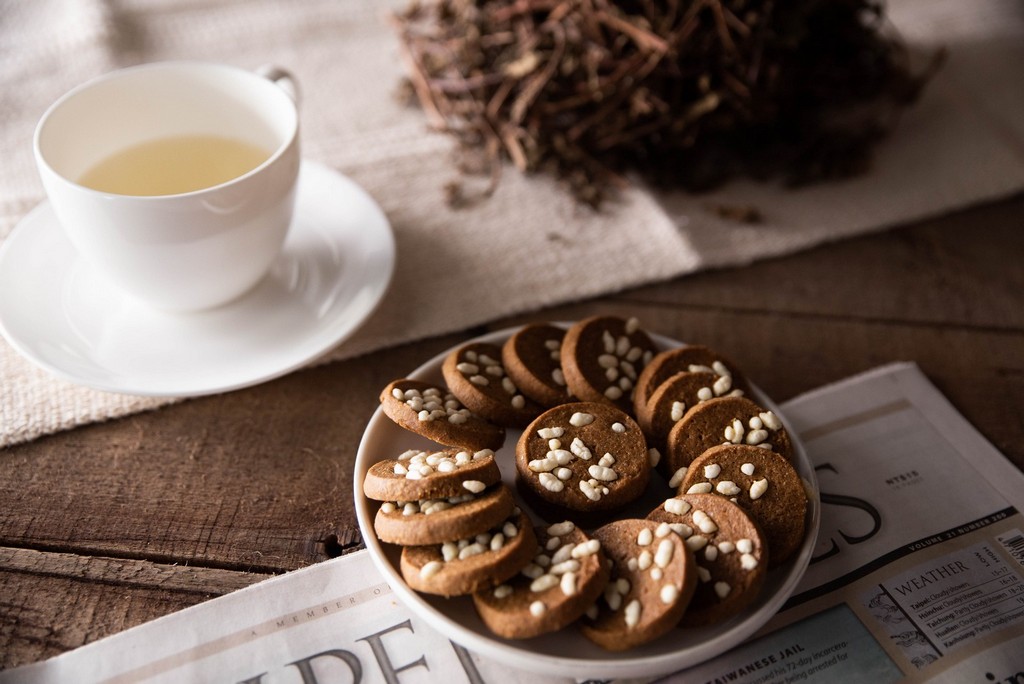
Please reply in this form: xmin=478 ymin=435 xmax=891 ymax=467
xmin=1 ymin=0 xmax=1023 ymax=447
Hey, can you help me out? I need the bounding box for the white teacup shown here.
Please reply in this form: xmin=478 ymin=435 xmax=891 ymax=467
xmin=34 ymin=61 xmax=300 ymax=312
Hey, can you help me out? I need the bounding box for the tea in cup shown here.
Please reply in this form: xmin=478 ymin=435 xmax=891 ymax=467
xmin=34 ymin=61 xmax=301 ymax=312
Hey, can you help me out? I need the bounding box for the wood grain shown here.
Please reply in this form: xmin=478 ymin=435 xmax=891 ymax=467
xmin=0 ymin=332 xmax=468 ymax=574
xmin=0 ymin=547 xmax=264 ymax=667
xmin=1 ymin=193 xmax=1021 ymax=670
xmin=621 ymin=199 xmax=1024 ymax=331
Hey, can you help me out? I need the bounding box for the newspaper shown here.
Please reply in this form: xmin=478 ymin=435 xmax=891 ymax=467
xmin=3 ymin=362 xmax=1023 ymax=683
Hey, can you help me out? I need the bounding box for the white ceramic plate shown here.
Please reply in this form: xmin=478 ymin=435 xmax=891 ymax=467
xmin=0 ymin=161 xmax=395 ymax=396
xmin=354 ymin=326 xmax=821 ymax=679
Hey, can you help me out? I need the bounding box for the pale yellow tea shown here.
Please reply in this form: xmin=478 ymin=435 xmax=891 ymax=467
xmin=77 ymin=135 xmax=272 ymax=196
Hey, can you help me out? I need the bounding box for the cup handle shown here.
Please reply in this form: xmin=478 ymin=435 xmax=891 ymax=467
xmin=256 ymin=64 xmax=299 ymax=105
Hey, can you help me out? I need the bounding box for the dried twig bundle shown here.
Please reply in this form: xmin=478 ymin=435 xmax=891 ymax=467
xmin=394 ymin=0 xmax=938 ymax=207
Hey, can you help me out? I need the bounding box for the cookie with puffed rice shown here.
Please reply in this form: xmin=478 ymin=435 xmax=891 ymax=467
xmin=647 ymin=493 xmax=768 ymax=626
xmin=442 ymin=342 xmax=545 ymax=428
xmin=400 ymin=510 xmax=537 ymax=597
xmin=515 ymin=402 xmax=650 ymax=516
xmin=362 ymin=447 xmax=502 ymax=502
xmin=632 ymin=345 xmax=750 ymax=419
xmin=560 ymin=316 xmax=657 ymax=414
xmin=635 ymin=370 xmax=718 ymax=453
xmin=501 ymin=323 xmax=572 ymax=408
xmin=663 ymin=396 xmax=793 ymax=481
xmin=579 ymin=519 xmax=697 ymax=651
xmin=380 ymin=379 xmax=505 ymax=451
xmin=472 ymin=521 xmax=609 ymax=639
xmin=373 ymin=483 xmax=516 ymax=546
xmin=678 ymin=444 xmax=808 ymax=566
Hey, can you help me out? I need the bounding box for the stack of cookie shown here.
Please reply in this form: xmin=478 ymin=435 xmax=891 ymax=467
xmin=363 ymin=315 xmax=810 ymax=651
xmin=372 ymin=379 xmax=536 ymax=598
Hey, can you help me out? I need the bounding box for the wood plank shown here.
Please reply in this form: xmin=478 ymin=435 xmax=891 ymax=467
xmin=0 ymin=546 xmax=268 ymax=669
xmin=619 ymin=194 xmax=1024 ymax=330
xmin=0 ymin=332 xmax=469 ymax=573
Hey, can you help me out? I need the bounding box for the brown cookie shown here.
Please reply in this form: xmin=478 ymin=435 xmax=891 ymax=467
xmin=362 ymin=447 xmax=501 ymax=502
xmin=380 ymin=379 xmax=505 ymax=451
xmin=632 ymin=346 xmax=749 ymax=419
xmin=373 ymin=484 xmax=516 ymax=546
xmin=515 ymin=402 xmax=650 ymax=514
xmin=579 ymin=519 xmax=697 ymax=651
xmin=678 ymin=444 xmax=808 ymax=566
xmin=400 ymin=510 xmax=538 ymax=597
xmin=501 ymin=323 xmax=572 ymax=408
xmin=561 ymin=316 xmax=657 ymax=413
xmin=472 ymin=521 xmax=609 ymax=639
xmin=442 ymin=342 xmax=544 ymax=428
xmin=647 ymin=494 xmax=768 ymax=626
xmin=636 ymin=371 xmax=718 ymax=452
xmin=664 ymin=396 xmax=793 ymax=479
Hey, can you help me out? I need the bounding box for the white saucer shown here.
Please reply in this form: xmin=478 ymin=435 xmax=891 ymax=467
xmin=353 ymin=326 xmax=821 ymax=679
xmin=0 ymin=161 xmax=395 ymax=396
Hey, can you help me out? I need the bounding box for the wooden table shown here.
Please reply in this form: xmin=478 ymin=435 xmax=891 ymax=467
xmin=2 ymin=193 xmax=1022 ymax=670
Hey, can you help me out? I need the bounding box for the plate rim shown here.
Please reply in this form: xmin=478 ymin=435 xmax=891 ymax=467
xmin=0 ymin=160 xmax=396 ymax=397
xmin=353 ymin=324 xmax=821 ymax=678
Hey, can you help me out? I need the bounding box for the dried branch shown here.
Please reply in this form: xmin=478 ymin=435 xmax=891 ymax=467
xmin=393 ymin=0 xmax=936 ymax=207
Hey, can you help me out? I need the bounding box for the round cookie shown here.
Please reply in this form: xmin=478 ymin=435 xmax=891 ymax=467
xmin=580 ymin=519 xmax=697 ymax=651
xmin=636 ymin=371 xmax=718 ymax=452
xmin=647 ymin=494 xmax=768 ymax=626
xmin=664 ymin=396 xmax=793 ymax=479
xmin=400 ymin=510 xmax=538 ymax=597
xmin=516 ymin=402 xmax=650 ymax=514
xmin=380 ymin=379 xmax=505 ymax=451
xmin=560 ymin=316 xmax=657 ymax=413
xmin=362 ymin=448 xmax=501 ymax=502
xmin=632 ymin=345 xmax=749 ymax=418
xmin=501 ymin=323 xmax=572 ymax=408
xmin=374 ymin=484 xmax=516 ymax=546
xmin=442 ymin=342 xmax=544 ymax=427
xmin=678 ymin=444 xmax=808 ymax=566
xmin=472 ymin=521 xmax=609 ymax=639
